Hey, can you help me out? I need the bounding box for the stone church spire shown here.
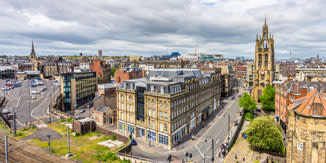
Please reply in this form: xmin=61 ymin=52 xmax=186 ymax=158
xmin=30 ymin=41 xmax=36 ymax=59
xmin=262 ymin=17 xmax=269 ymax=38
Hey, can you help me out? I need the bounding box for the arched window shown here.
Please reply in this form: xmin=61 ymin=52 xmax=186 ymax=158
xmin=258 ymin=54 xmax=262 ymax=67
xmin=265 ymin=54 xmax=268 ymax=68
xmin=261 ymin=83 xmax=265 ymax=87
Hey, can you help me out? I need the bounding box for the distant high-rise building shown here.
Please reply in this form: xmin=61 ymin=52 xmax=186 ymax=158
xmin=97 ymin=50 xmax=102 ymax=57
xmin=252 ymin=18 xmax=275 ymax=102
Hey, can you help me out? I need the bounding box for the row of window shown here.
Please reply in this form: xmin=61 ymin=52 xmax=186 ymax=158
xmin=146 ymin=99 xmax=168 ymax=109
xmin=119 ymin=112 xmax=134 ymax=123
xmin=171 ymin=116 xmax=186 ymax=132
xmin=171 ymin=101 xmax=197 ymax=120
xmin=171 ymin=94 xmax=197 ymax=108
xmin=147 ymin=109 xmax=168 ymax=120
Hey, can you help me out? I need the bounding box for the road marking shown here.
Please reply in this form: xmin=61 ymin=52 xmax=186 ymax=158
xmin=195 ymin=144 xmax=204 ymax=158
xmin=216 ymin=139 xmax=220 ymax=145
xmin=31 ymin=95 xmax=49 ymax=119
xmin=14 ymin=96 xmax=24 ymax=126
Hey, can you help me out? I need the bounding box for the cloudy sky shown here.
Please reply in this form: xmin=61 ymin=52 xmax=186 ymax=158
xmin=0 ymin=0 xmax=325 ymax=58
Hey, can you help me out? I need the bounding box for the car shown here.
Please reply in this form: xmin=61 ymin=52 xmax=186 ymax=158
xmin=41 ymin=87 xmax=47 ymax=92
xmin=32 ymin=95 xmax=37 ymax=99
xmin=1 ymin=87 xmax=10 ymax=91
xmin=30 ymin=83 xmax=37 ymax=87
xmin=31 ymin=90 xmax=41 ymax=94
xmin=131 ymin=139 xmax=137 ymax=146
xmin=36 ymin=81 xmax=43 ymax=85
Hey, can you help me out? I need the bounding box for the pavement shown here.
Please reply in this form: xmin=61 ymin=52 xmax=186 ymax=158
xmin=0 ymin=79 xmax=60 ymax=128
xmin=130 ymin=86 xmax=244 ymax=163
xmin=224 ymin=121 xmax=268 ymax=163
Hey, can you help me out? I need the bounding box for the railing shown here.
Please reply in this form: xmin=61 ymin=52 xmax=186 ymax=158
xmin=261 ymin=156 xmax=286 ymax=163
xmin=117 ymin=152 xmax=163 ymax=163
xmin=227 ymin=111 xmax=245 ymax=150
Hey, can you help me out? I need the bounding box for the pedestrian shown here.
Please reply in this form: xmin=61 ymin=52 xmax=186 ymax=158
xmin=218 ymin=151 xmax=221 ymax=158
xmin=167 ymin=154 xmax=172 ymax=163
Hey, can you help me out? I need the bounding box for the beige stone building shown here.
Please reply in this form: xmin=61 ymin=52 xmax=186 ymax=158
xmin=117 ymin=69 xmax=221 ymax=149
xmin=246 ymin=63 xmax=254 ymax=88
xmin=252 ymin=19 xmax=275 ymax=102
xmin=287 ymin=88 xmax=326 ymax=163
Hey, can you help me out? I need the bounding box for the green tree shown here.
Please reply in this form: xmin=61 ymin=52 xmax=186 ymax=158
xmin=238 ymin=92 xmax=256 ymax=113
xmin=259 ymin=85 xmax=275 ymax=111
xmin=110 ymin=68 xmax=116 ymax=76
xmin=245 ymin=116 xmax=284 ymax=154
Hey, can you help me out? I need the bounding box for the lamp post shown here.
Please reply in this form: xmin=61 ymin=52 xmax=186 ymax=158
xmin=48 ymin=104 xmax=51 ymax=123
xmin=28 ymin=99 xmax=31 ymax=124
xmin=13 ymin=107 xmax=16 ymax=136
xmin=47 ymin=134 xmax=51 ymax=152
xmin=87 ymin=104 xmax=90 ymax=118
xmin=205 ymin=136 xmax=215 ymax=162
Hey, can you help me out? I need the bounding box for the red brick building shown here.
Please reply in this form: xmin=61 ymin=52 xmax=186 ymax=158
xmin=274 ymin=80 xmax=317 ymax=130
xmin=114 ymin=67 xmax=144 ymax=83
xmin=234 ymin=66 xmax=247 ymax=80
xmin=89 ymin=58 xmax=111 ymax=84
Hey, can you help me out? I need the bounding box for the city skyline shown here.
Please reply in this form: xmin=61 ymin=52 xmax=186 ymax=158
xmin=0 ymin=0 xmax=325 ymax=58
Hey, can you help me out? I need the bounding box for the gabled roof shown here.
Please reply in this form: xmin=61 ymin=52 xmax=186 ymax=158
xmin=294 ymin=88 xmax=326 ymax=117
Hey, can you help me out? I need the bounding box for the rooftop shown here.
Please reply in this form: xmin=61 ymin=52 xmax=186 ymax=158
xmin=294 ymin=88 xmax=326 ymax=117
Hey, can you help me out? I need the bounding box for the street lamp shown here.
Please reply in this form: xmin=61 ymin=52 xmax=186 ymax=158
xmin=87 ymin=104 xmax=90 ymax=118
xmin=48 ymin=104 xmax=51 ymax=123
xmin=205 ymin=136 xmax=215 ymax=162
xmin=27 ymin=99 xmax=31 ymax=124
xmin=47 ymin=134 xmax=51 ymax=152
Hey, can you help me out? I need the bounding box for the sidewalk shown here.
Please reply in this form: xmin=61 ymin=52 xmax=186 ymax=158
xmin=224 ymin=121 xmax=268 ymax=163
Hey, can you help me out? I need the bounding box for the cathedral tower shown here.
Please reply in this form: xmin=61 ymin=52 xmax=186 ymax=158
xmin=252 ymin=18 xmax=275 ymax=102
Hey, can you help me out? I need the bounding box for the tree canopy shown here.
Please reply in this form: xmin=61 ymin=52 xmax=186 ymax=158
xmin=238 ymin=92 xmax=256 ymax=112
xmin=110 ymin=68 xmax=116 ymax=76
xmin=245 ymin=116 xmax=284 ymax=154
xmin=259 ymin=85 xmax=275 ymax=111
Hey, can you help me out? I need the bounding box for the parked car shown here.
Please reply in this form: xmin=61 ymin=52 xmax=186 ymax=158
xmin=32 ymin=95 xmax=37 ymax=99
xmin=1 ymin=87 xmax=10 ymax=91
xmin=41 ymin=87 xmax=47 ymax=92
xmin=31 ymin=90 xmax=41 ymax=94
xmin=131 ymin=139 xmax=137 ymax=146
xmin=30 ymin=83 xmax=37 ymax=87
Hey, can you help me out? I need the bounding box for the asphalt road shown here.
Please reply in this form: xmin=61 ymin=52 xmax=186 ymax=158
xmin=1 ymin=80 xmax=60 ymax=128
xmin=131 ymin=87 xmax=242 ymax=163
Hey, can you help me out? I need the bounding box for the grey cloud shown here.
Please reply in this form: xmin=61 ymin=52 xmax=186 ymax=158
xmin=0 ymin=0 xmax=325 ymax=58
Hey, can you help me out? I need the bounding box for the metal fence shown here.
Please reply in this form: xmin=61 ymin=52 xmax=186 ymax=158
xmin=227 ymin=111 xmax=245 ymax=150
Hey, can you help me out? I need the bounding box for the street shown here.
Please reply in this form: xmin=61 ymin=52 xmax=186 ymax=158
xmin=131 ymin=87 xmax=243 ymax=163
xmin=0 ymin=80 xmax=60 ymax=128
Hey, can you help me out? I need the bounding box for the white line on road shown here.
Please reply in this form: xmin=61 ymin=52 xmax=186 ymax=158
xmin=31 ymin=95 xmax=49 ymax=119
xmin=14 ymin=96 xmax=24 ymax=126
xmin=195 ymin=144 xmax=204 ymax=158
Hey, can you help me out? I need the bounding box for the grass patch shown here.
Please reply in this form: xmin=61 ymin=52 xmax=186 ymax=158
xmin=15 ymin=126 xmax=37 ymax=139
xmin=252 ymin=160 xmax=260 ymax=163
xmin=0 ymin=121 xmax=11 ymax=134
xmin=0 ymin=121 xmax=37 ymax=139
xmin=29 ymin=122 xmax=129 ymax=163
